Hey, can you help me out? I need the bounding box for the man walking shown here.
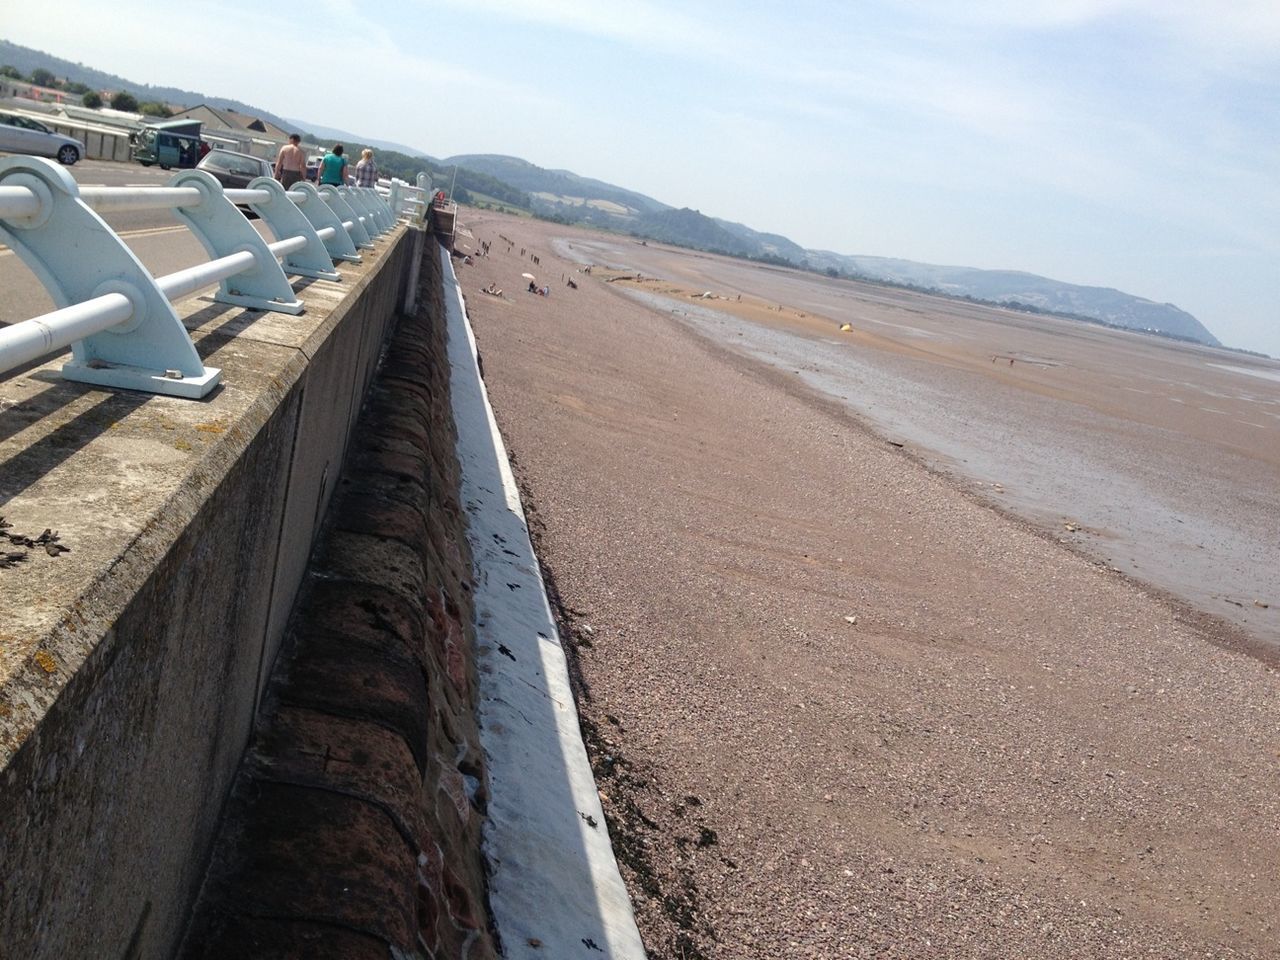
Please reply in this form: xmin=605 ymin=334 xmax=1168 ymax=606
xmin=274 ymin=134 xmax=307 ymax=187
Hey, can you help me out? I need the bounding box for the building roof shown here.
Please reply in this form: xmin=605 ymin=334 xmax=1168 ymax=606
xmin=170 ymin=104 xmax=292 ymax=143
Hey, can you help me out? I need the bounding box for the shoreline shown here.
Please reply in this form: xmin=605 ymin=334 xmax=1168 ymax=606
xmin=580 ymin=254 xmax=1279 ymax=653
xmin=456 ymin=211 xmax=1280 ymax=959
xmin=611 ymin=280 xmax=1280 ymax=669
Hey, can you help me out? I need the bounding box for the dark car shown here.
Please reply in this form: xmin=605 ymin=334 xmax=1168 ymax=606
xmin=196 ymin=148 xmax=274 ymax=189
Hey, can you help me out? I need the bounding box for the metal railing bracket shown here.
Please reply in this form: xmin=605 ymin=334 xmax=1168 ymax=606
xmin=0 ymin=157 xmax=221 ymax=399
xmin=322 ymin=186 xmax=374 ymax=249
xmin=287 ymin=181 xmax=361 ymax=263
xmin=245 ymin=177 xmax=341 ymax=281
xmin=169 ymin=170 xmax=304 ymax=315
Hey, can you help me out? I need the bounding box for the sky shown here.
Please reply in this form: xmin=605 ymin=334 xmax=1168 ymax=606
xmin=6 ymin=1 xmax=1279 ymax=353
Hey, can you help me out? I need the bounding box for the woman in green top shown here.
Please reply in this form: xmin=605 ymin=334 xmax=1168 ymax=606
xmin=317 ymin=144 xmax=348 ymax=186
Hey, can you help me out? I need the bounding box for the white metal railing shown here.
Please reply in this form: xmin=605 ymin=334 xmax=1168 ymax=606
xmin=0 ymin=156 xmax=431 ymax=398
xmin=382 ymin=173 xmax=431 ymax=229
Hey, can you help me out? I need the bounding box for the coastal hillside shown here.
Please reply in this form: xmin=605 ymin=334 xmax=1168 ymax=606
xmin=0 ymin=40 xmax=431 ymax=157
xmin=0 ymin=41 xmax=300 ymax=139
xmin=443 ymin=154 xmax=1221 ymax=346
xmin=805 ymin=253 xmax=1222 ymax=346
xmin=443 ymin=154 xmax=669 ymax=217
xmin=631 ymin=208 xmax=758 ymax=258
xmin=713 ymin=217 xmax=811 ymax=264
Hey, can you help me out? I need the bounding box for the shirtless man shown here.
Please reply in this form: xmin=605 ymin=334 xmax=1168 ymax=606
xmin=274 ymin=134 xmax=307 ymax=187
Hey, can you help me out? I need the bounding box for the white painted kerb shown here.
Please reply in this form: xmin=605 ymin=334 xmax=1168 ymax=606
xmin=442 ymin=247 xmax=647 ymax=959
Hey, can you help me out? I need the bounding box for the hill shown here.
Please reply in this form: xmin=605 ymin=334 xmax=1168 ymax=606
xmin=444 ymin=154 xmax=669 ymax=217
xmin=713 ymin=217 xmax=811 ymax=265
xmin=437 ymin=155 xmax=1221 ymax=349
xmin=0 ymin=40 xmax=432 ymax=158
xmin=631 ymin=208 xmax=756 ymax=257
xmin=0 ymin=40 xmax=301 ymax=132
xmin=803 ymin=252 xmax=1221 ymax=346
xmin=440 ymin=155 xmax=805 ymax=265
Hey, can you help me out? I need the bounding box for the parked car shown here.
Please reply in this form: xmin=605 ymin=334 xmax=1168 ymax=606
xmin=195 ymin=148 xmax=274 ymax=189
xmin=0 ymin=112 xmax=84 ymax=165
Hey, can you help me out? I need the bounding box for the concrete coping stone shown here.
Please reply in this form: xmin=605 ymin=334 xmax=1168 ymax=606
xmin=441 ymin=247 xmax=647 ymax=958
xmin=0 ymin=225 xmax=410 ymax=768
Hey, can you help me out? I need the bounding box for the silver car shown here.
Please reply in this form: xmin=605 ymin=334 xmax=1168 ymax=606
xmin=0 ymin=112 xmax=85 ymax=165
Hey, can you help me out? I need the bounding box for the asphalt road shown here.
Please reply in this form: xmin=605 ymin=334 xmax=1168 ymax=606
xmin=0 ymin=156 xmax=268 ymax=324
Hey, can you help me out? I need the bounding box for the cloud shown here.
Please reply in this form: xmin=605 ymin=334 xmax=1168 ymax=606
xmin=425 ymin=0 xmax=724 ymax=55
xmin=908 ymin=0 xmax=1280 ymax=57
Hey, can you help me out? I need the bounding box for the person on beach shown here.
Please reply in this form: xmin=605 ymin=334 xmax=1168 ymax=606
xmin=355 ymin=148 xmax=378 ymax=187
xmin=317 ymin=144 xmax=349 ymax=186
xmin=274 ymin=134 xmax=307 ymax=187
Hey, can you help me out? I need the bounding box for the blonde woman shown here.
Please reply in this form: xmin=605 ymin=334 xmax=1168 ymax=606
xmin=355 ymin=148 xmax=378 ymax=188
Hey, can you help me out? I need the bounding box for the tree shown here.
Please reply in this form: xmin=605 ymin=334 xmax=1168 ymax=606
xmin=30 ymin=67 xmax=58 ymax=88
xmin=110 ymin=91 xmax=139 ymax=112
xmin=65 ymin=81 xmax=90 ymax=95
xmin=82 ymin=91 xmax=103 ymax=109
xmin=0 ymin=65 xmax=21 ymax=79
xmin=138 ymin=101 xmax=171 ymax=118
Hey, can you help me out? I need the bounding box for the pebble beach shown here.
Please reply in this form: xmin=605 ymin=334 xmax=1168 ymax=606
xmin=456 ymin=211 xmax=1280 ymax=959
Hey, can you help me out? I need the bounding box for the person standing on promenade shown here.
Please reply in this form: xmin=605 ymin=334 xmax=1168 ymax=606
xmin=274 ymin=133 xmax=307 ymax=187
xmin=317 ymin=144 xmax=349 ymax=186
xmin=355 ymin=148 xmax=378 ymax=187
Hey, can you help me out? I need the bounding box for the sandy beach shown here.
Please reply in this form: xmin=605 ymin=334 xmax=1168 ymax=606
xmin=454 ymin=212 xmax=1279 ymax=959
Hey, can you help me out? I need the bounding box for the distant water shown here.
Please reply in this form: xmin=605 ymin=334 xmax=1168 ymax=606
xmin=621 ymin=287 xmax=1280 ymax=650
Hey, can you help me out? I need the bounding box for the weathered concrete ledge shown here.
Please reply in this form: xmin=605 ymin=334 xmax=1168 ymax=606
xmin=0 ymin=222 xmax=420 ymax=958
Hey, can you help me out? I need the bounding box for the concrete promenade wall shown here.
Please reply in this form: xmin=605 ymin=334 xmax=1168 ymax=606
xmin=0 ymin=224 xmax=421 ymax=958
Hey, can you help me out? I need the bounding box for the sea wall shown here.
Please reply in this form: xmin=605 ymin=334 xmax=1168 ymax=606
xmin=178 ymin=242 xmax=496 ymax=958
xmin=0 ymin=224 xmax=420 ymax=958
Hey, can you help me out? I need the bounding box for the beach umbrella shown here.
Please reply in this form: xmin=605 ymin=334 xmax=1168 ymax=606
xmin=521 ymin=272 xmax=536 ymax=280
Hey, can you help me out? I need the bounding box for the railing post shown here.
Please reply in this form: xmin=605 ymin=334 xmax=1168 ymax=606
xmin=287 ymin=181 xmax=361 ymax=263
xmin=169 ymin=170 xmax=303 ymax=314
xmin=0 ymin=156 xmax=220 ymax=398
xmin=358 ymin=187 xmax=391 ymax=234
xmin=343 ymin=187 xmax=384 ymax=238
xmin=370 ymin=188 xmax=395 ymax=232
xmin=245 ymin=177 xmax=340 ymax=281
xmin=321 ymin=186 xmax=373 ymax=249
xmin=414 ymin=174 xmax=432 ymax=227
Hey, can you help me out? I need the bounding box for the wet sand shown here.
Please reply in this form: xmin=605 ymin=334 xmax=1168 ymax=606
xmin=559 ymin=236 xmax=1280 ymax=649
xmin=455 ymin=213 xmax=1280 ymax=958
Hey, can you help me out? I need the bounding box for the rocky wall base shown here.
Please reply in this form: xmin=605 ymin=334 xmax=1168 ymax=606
xmin=180 ymin=242 xmax=495 ymax=959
